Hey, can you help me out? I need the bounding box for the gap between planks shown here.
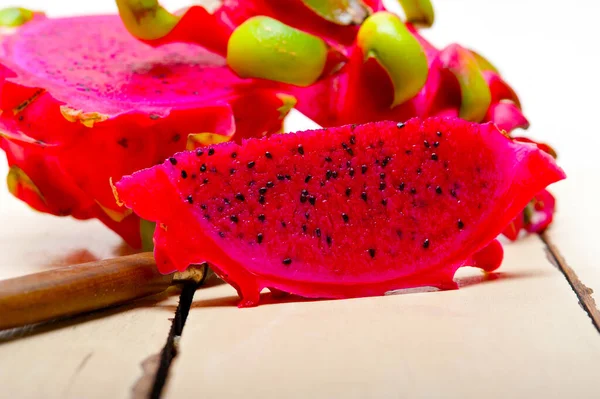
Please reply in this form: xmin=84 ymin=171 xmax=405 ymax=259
xmin=147 ymin=233 xmax=600 ymax=398
xmin=540 ymin=232 xmax=600 ymax=334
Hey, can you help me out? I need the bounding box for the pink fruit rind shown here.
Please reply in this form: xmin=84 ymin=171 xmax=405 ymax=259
xmin=116 ymin=118 xmax=565 ymax=306
xmin=0 ymin=14 xmax=292 ymax=247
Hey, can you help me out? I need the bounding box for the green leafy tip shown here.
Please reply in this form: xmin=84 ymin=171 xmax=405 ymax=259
xmin=440 ymin=44 xmax=492 ymax=122
xmin=0 ymin=7 xmax=34 ymax=27
xmin=115 ymin=0 xmax=180 ymax=40
xmin=357 ymin=11 xmax=428 ymax=107
xmin=227 ymin=16 xmax=329 ymax=87
xmin=396 ymin=0 xmax=434 ymax=27
xmin=469 ymin=49 xmax=499 ymax=74
xmin=302 ymin=0 xmax=371 ymax=25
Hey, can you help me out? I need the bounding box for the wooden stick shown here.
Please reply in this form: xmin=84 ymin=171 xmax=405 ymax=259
xmin=0 ymin=252 xmax=206 ymax=331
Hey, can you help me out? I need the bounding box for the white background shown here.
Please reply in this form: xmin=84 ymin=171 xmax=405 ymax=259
xmin=1 ymin=0 xmax=597 ymax=171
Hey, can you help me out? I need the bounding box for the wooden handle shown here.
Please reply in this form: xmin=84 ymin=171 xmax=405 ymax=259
xmin=0 ymin=252 xmax=173 ymax=331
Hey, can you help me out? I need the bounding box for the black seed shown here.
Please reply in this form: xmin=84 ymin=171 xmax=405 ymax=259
xmin=200 ymin=164 xmax=207 ymax=172
xmin=381 ymin=157 xmax=391 ymax=167
xmin=208 ymin=148 xmax=215 ymax=156
xmin=451 ymin=189 xmax=457 ymax=198
xmin=423 ymin=239 xmax=430 ymax=249
xmin=433 ymin=141 xmax=439 ymax=148
xmin=302 ymin=224 xmax=307 ymax=233
xmin=169 ymin=157 xmax=177 ymax=165
xmin=230 ymin=215 xmax=239 ymax=223
xmin=346 ymin=160 xmax=352 ymax=167
xmin=117 ymin=138 xmax=128 ymax=148
xmin=200 ymin=204 xmax=207 ymax=210
xmin=424 ymin=140 xmax=431 ymax=148
xmin=405 ymin=150 xmax=412 ymax=155
xmin=186 ymin=195 xmax=193 ymax=204
xmin=259 ymin=187 xmax=267 ymax=195
xmin=259 ymin=195 xmax=265 ymax=204
xmin=305 ymin=212 xmax=310 ymax=220
xmin=345 ymin=187 xmax=352 ymax=197
xmin=204 ymin=214 xmax=210 ymax=220
xmin=308 ymin=196 xmax=316 ymax=205
xmin=350 ymin=135 xmax=356 ymax=145
xmin=285 ymin=174 xmax=291 ymax=180
xmin=257 ymin=233 xmax=263 ymax=244
xmin=264 ymin=181 xmax=273 ymax=189
xmin=342 ymin=142 xmax=349 ymax=149
xmin=277 ymin=174 xmax=285 ymax=180
xmin=231 ymin=152 xmax=237 ymax=159
xmin=361 ymin=192 xmax=367 ymax=201
xmin=379 ymin=182 xmax=386 ymax=190
xmin=305 ymin=175 xmax=312 ymax=183
xmin=436 ymin=131 xmax=442 ymax=137
xmin=300 ymin=196 xmax=307 ymax=203
xmin=230 ymin=168 xmax=236 ymax=175
xmin=349 ymin=168 xmax=355 ymax=177
xmin=249 ymin=181 xmax=256 ymax=187
xmin=301 ymin=189 xmax=309 ymax=197
xmin=458 ymin=219 xmax=465 ymax=229
xmin=351 ymin=124 xmax=357 ymax=130
xmin=410 ymin=187 xmax=417 ymax=194
xmin=258 ymin=214 xmax=266 ymax=221
xmin=219 ymin=231 xmax=225 ymax=238
xmin=431 ymin=153 xmax=438 ymax=161
xmin=381 ymin=199 xmax=388 ymax=206
xmin=326 ymin=170 xmax=332 ymax=180
xmin=247 ymin=161 xmax=255 ymax=168
xmin=315 ymin=228 xmax=321 ymax=237
xmin=346 ymin=148 xmax=354 ymax=156
xmin=326 ymin=236 xmax=332 ymax=246
xmin=181 ymin=170 xmax=188 ymax=179
xmin=342 ymin=213 xmax=349 ymax=223
xmin=298 ymin=144 xmax=305 ymax=155
xmin=417 ymin=168 xmax=422 ymax=175
xmin=399 ymin=182 xmax=405 ymax=191
xmin=435 ymin=186 xmax=442 ymax=194
xmin=281 ymin=221 xmax=287 ymax=228
xmin=282 ymin=258 xmax=292 ymax=265
xmin=265 ymin=151 xmax=273 ymax=159
xmin=223 ymin=198 xmax=230 ymax=205
xmin=331 ymin=171 xmax=338 ymax=179
xmin=368 ymin=248 xmax=376 ymax=258
xmin=397 ymin=230 xmax=403 ymax=238
xmin=361 ymin=165 xmax=367 ymax=174
xmin=325 ymin=156 xmax=332 ymax=162
xmin=396 ymin=122 xmax=405 ymax=129
xmin=203 ymin=178 xmax=209 ymax=184
xmin=196 ymin=149 xmax=204 ymax=156
xmin=380 ymin=173 xmax=386 ymax=179
xmin=235 ymin=193 xmax=245 ymax=201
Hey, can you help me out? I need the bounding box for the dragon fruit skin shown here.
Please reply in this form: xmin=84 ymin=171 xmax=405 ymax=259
xmin=115 ymin=118 xmax=565 ymax=307
xmin=0 ymin=14 xmax=292 ymax=247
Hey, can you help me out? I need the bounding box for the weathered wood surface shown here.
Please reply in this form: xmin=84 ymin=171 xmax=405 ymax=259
xmin=163 ymin=236 xmax=600 ymax=399
xmin=0 ymin=155 xmax=181 ymax=399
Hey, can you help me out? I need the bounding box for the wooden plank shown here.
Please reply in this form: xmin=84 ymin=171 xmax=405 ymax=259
xmin=544 ymin=172 xmax=600 ymax=331
xmin=164 ymin=236 xmax=600 ymax=398
xmin=0 ymin=155 xmax=179 ymax=399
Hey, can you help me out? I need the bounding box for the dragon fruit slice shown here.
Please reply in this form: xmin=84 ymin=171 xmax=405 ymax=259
xmin=116 ymin=118 xmax=565 ymax=307
xmin=0 ymin=12 xmax=292 ymax=248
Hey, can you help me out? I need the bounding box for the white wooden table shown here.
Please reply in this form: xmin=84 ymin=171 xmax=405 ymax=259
xmin=1 ymin=1 xmax=599 ymax=398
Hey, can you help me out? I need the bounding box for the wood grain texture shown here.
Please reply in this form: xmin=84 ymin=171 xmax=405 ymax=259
xmin=0 ymin=253 xmax=173 ymax=330
xmin=544 ymin=171 xmax=600 ymax=332
xmin=0 ymin=156 xmax=179 ymax=399
xmin=164 ymin=237 xmax=600 ymax=399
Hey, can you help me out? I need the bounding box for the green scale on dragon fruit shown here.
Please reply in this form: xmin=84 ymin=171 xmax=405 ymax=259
xmin=116 ymin=118 xmax=565 ymax=307
xmin=0 ymin=10 xmax=294 ymax=248
xmin=115 ymin=0 xmax=560 ymax=240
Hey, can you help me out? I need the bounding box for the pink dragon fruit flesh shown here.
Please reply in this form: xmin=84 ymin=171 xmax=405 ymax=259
xmin=115 ymin=118 xmax=565 ymax=307
xmin=0 ymin=11 xmax=293 ymax=248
